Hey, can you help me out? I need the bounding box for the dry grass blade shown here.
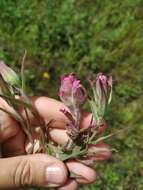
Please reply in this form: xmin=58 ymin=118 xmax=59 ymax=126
xmin=21 ymin=50 xmax=27 ymax=91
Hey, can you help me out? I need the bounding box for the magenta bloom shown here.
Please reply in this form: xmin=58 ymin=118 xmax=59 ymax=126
xmin=59 ymin=74 xmax=87 ymax=107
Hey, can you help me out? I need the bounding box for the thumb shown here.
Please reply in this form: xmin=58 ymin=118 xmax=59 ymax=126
xmin=0 ymin=154 xmax=68 ymax=189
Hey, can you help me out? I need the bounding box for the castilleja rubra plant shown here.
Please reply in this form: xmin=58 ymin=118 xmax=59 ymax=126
xmin=0 ymin=61 xmax=113 ymax=163
xmin=56 ymin=73 xmax=112 ymax=161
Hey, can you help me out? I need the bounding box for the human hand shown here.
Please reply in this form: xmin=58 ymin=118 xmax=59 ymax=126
xmin=0 ymin=96 xmax=111 ymax=190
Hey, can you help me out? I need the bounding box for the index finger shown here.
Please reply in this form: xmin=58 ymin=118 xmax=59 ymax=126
xmin=31 ymin=97 xmax=92 ymax=129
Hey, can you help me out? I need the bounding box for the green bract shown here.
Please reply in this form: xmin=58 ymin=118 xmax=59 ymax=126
xmin=0 ymin=61 xmax=21 ymax=87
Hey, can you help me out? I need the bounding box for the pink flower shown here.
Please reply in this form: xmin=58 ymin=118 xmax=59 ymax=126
xmin=89 ymin=73 xmax=113 ymax=127
xmin=59 ymin=74 xmax=87 ymax=107
xmin=96 ymin=73 xmax=112 ymax=102
xmin=96 ymin=73 xmax=112 ymax=99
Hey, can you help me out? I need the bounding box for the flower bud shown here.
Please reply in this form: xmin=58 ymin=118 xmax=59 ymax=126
xmin=0 ymin=61 xmax=21 ymax=86
xmin=59 ymin=74 xmax=87 ymax=108
xmin=96 ymin=73 xmax=112 ymax=105
xmin=89 ymin=73 xmax=112 ymax=127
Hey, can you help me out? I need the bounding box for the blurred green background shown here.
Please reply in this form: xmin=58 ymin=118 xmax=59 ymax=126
xmin=0 ymin=0 xmax=143 ymax=189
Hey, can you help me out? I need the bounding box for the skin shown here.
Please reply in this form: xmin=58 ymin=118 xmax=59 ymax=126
xmin=0 ymin=96 xmax=110 ymax=190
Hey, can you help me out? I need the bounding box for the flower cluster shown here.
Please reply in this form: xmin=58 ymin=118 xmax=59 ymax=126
xmin=58 ymin=73 xmax=113 ymax=161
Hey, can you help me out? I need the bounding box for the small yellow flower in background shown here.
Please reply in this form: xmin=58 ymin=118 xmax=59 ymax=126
xmin=42 ymin=72 xmax=50 ymax=79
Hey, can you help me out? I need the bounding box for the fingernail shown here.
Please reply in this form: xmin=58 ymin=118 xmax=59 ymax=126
xmin=45 ymin=164 xmax=64 ymax=186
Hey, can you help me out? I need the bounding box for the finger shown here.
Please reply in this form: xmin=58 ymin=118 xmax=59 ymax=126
xmin=0 ymin=98 xmax=26 ymax=157
xmin=29 ymin=97 xmax=93 ymax=129
xmin=0 ymin=154 xmax=68 ymax=189
xmin=58 ymin=179 xmax=78 ymax=190
xmin=24 ymin=97 xmax=70 ymax=128
xmin=66 ymin=160 xmax=96 ymax=184
xmin=78 ymin=143 xmax=112 ymax=166
xmin=1 ymin=129 xmax=25 ymax=157
xmin=0 ymin=107 xmax=20 ymax=143
xmin=87 ymin=143 xmax=112 ymax=161
xmin=49 ymin=129 xmax=69 ymax=145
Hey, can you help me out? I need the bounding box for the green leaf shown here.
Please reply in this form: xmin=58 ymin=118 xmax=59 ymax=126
xmin=92 ymin=134 xmax=112 ymax=144
xmin=108 ymin=86 xmax=112 ymax=104
xmin=89 ymin=100 xmax=100 ymax=127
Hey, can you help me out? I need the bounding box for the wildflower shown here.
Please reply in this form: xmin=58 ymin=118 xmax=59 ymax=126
xmin=59 ymin=74 xmax=87 ymax=108
xmin=42 ymin=71 xmax=50 ymax=79
xmin=59 ymin=74 xmax=87 ymax=151
xmin=96 ymin=73 xmax=112 ymax=105
xmin=89 ymin=73 xmax=112 ymax=127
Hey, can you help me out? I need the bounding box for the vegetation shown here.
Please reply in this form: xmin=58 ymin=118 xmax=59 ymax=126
xmin=0 ymin=0 xmax=143 ymax=189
